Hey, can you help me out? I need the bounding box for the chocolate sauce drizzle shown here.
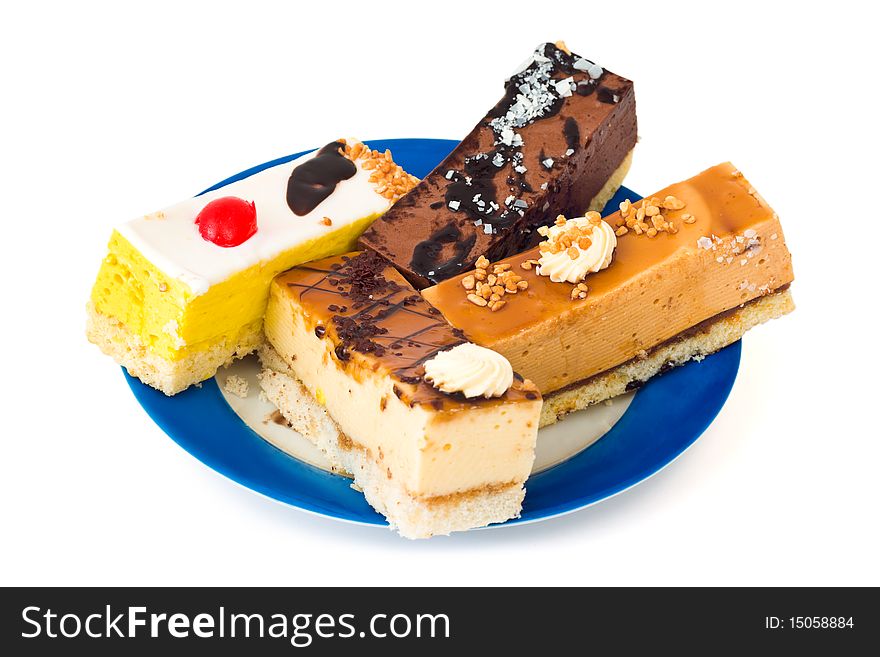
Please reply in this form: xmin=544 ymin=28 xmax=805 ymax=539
xmin=286 ymin=141 xmax=356 ymax=216
xmin=410 ymin=43 xmax=605 ymax=282
xmin=285 ymin=252 xmax=469 ymax=403
xmin=410 ymin=221 xmax=477 ymax=282
xmin=563 ymin=117 xmax=580 ymax=153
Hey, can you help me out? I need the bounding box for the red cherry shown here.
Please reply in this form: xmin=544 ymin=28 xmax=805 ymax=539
xmin=195 ymin=196 xmax=257 ymax=247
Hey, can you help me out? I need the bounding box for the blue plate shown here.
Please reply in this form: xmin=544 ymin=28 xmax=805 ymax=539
xmin=125 ymin=138 xmax=741 ymax=528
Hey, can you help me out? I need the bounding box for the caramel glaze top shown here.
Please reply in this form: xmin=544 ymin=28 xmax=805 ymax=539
xmin=274 ymin=251 xmax=538 ymax=411
xmin=422 ymin=162 xmax=795 ymax=345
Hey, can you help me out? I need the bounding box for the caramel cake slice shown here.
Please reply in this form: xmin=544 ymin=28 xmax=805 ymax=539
xmin=359 ymin=42 xmax=637 ymax=289
xmin=422 ymin=163 xmax=795 ymax=426
xmin=260 ymin=251 xmax=542 ymax=538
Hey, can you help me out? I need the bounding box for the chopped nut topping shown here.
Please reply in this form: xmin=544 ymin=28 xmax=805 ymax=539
xmin=321 ymin=216 xmax=333 ymax=226
xmin=662 ymin=195 xmax=686 ymax=210
xmin=458 ymin=254 xmax=531 ymax=312
xmin=570 ymin=283 xmax=589 ymax=300
xmin=340 ymin=139 xmax=418 ymax=202
xmin=613 ymin=194 xmax=695 ymax=239
xmin=554 ymin=40 xmax=572 ymax=55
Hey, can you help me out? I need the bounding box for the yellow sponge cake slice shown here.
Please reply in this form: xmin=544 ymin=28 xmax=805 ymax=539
xmin=87 ymin=140 xmax=418 ymax=395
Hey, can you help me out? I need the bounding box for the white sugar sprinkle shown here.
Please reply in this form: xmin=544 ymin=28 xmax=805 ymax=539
xmin=448 ymin=200 xmax=460 ymax=211
xmin=483 ymin=224 xmax=493 ymax=234
xmin=542 ymin=158 xmax=554 ymax=168
xmin=554 ymin=77 xmax=575 ymax=97
xmin=697 ymin=236 xmax=714 ymax=250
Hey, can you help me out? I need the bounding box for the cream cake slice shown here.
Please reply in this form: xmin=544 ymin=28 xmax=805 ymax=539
xmin=260 ymin=251 xmax=542 ymax=538
xmin=422 ymin=163 xmax=795 ymax=426
xmin=88 ymin=140 xmax=418 ymax=395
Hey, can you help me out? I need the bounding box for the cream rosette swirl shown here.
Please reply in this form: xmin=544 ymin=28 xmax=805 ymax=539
xmin=536 ymin=212 xmax=617 ymax=284
xmin=423 ymin=343 xmax=514 ymax=399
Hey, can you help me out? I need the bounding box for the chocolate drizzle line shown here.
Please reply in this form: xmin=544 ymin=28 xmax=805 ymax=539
xmin=563 ymin=117 xmax=580 ymax=153
xmin=286 ymin=141 xmax=357 ymax=216
xmin=410 ymin=223 xmax=477 ymax=283
xmin=284 ymin=252 xmax=472 ymax=404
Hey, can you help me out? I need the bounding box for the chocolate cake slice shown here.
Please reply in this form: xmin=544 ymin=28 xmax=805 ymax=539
xmin=359 ymin=42 xmax=637 ymax=289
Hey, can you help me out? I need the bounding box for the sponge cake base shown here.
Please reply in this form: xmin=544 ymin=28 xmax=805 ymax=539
xmin=540 ymin=287 xmax=794 ymax=427
xmin=257 ymin=344 xmax=525 ymax=539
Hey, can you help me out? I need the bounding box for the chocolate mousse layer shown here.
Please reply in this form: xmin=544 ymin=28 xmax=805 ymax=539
xmin=359 ymin=42 xmax=637 ymax=289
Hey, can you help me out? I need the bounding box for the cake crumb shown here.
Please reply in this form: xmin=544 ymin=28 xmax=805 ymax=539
xmin=224 ymin=374 xmax=249 ymax=398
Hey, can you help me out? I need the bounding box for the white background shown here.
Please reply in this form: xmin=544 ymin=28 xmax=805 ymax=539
xmin=1 ymin=1 xmax=876 ymax=586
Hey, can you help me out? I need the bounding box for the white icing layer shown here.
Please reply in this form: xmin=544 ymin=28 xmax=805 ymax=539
xmin=117 ymin=142 xmax=391 ymax=296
